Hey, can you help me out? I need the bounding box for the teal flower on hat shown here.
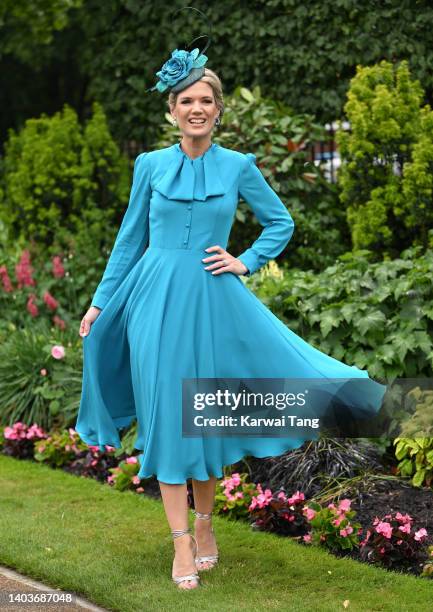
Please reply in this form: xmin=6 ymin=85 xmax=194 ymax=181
xmin=152 ymin=48 xmax=208 ymax=92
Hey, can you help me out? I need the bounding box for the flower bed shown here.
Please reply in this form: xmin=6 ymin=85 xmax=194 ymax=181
xmin=1 ymin=422 xmax=432 ymax=579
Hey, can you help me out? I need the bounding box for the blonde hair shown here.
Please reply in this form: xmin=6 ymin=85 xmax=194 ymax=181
xmin=167 ymin=68 xmax=225 ymax=122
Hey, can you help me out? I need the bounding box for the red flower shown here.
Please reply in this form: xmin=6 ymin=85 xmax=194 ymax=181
xmin=15 ymin=250 xmax=36 ymax=288
xmin=43 ymin=291 xmax=59 ymax=311
xmin=52 ymin=256 xmax=65 ymax=279
xmin=26 ymin=293 xmax=39 ymax=317
xmin=0 ymin=265 xmax=14 ymax=292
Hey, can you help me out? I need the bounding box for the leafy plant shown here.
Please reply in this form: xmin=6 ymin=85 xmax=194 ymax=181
xmin=2 ymin=422 xmax=47 ymax=460
xmin=360 ymin=511 xmax=429 ymax=569
xmin=394 ymin=438 xmax=433 ymax=487
xmin=0 ymin=102 xmax=129 ymax=251
xmin=249 ymin=488 xmax=309 ymax=537
xmin=214 ymin=472 xmax=260 ymax=520
xmin=337 ymin=59 xmax=433 ymax=256
xmin=247 ymin=244 xmax=433 ymax=381
xmin=34 ymin=427 xmax=88 ymax=467
xmin=107 ymin=455 xmax=147 ymax=492
xmin=0 ymin=320 xmax=83 ymax=430
xmin=244 ymin=437 xmax=383 ymax=499
xmin=303 ymin=498 xmax=362 ymax=551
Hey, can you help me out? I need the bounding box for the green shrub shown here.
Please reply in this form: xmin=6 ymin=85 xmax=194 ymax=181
xmin=0 ymin=319 xmax=83 ymax=430
xmin=247 ymin=243 xmax=433 ymax=381
xmin=337 ymin=59 xmax=433 ymax=256
xmin=0 ymin=101 xmax=130 ymax=252
xmin=394 ymin=437 xmax=433 ymax=487
xmin=159 ymin=85 xmax=349 ymax=272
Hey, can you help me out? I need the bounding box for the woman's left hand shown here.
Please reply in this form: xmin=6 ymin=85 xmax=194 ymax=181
xmin=202 ymin=245 xmax=248 ymax=276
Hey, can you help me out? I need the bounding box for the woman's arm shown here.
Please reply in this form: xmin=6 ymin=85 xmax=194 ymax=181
xmin=91 ymin=152 xmax=152 ymax=310
xmin=237 ymin=153 xmax=295 ymax=276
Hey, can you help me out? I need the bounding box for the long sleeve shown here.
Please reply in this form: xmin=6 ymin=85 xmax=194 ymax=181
xmin=237 ymin=153 xmax=295 ymax=276
xmin=91 ymin=152 xmax=151 ymax=310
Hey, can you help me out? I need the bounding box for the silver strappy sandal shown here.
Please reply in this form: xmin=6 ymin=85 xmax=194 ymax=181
xmin=193 ymin=509 xmax=219 ymax=571
xmin=171 ymin=527 xmax=200 ymax=589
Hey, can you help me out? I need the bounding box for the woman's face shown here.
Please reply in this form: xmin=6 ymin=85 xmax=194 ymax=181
xmin=171 ymin=81 xmax=220 ymax=139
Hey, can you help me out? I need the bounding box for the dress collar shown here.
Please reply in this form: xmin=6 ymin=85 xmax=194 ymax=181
xmin=153 ymin=142 xmax=226 ymax=201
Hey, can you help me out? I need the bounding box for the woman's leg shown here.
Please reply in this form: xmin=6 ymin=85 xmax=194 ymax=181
xmin=191 ymin=476 xmax=218 ymax=569
xmin=159 ymin=481 xmax=198 ymax=589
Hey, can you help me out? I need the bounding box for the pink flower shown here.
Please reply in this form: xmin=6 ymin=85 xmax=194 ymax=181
xmin=288 ymin=490 xmax=305 ymax=504
xmin=340 ymin=525 xmax=353 ymax=537
xmin=303 ymin=534 xmax=312 ymax=543
xmin=395 ymin=512 xmax=412 ymax=525
xmin=231 ymin=473 xmax=241 ymax=487
xmin=40 ymin=368 xmax=47 ymax=376
xmin=333 ymin=517 xmax=343 ymax=527
xmin=327 ymin=503 xmax=336 ymax=511
xmin=52 ymin=256 xmax=65 ymax=278
xmin=107 ymin=475 xmax=115 ymax=484
xmin=136 ymin=487 xmax=144 ymax=493
xmin=15 ymin=250 xmax=35 ymax=288
xmin=320 ymin=534 xmax=326 ymax=542
xmin=235 ymin=491 xmax=244 ymax=499
xmin=414 ymin=528 xmax=428 ymax=542
xmin=0 ymin=265 xmax=13 ymax=292
xmin=379 ymin=547 xmax=385 ymax=555
xmin=51 ymin=345 xmax=65 ymax=359
xmin=396 ymin=540 xmax=403 ymax=545
xmin=304 ymin=507 xmax=316 ymax=521
xmin=375 ymin=521 xmax=393 ymax=539
xmin=399 ymin=523 xmax=411 ymax=534
xmin=105 ymin=445 xmax=116 ymax=452
xmin=43 ymin=291 xmax=58 ymax=311
xmin=126 ymin=456 xmax=138 ymax=464
xmin=338 ymin=499 xmax=351 ymax=512
xmin=88 ymin=445 xmax=100 ymax=452
xmin=132 ymin=476 xmax=141 ymax=485
xmin=277 ymin=491 xmax=287 ymax=501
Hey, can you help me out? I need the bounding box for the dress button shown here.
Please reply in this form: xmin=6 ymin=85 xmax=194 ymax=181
xmin=183 ymin=240 xmax=187 ymax=244
xmin=188 ymin=205 xmax=192 ymax=210
xmin=186 ymin=223 xmax=190 ymax=228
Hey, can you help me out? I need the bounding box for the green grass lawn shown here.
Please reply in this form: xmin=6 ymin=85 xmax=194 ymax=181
xmin=0 ymin=455 xmax=431 ymax=612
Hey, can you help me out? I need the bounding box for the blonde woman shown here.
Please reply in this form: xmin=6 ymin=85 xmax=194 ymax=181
xmin=76 ymin=44 xmax=385 ymax=590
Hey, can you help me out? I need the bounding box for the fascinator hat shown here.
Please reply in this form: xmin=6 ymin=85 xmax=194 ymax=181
xmin=146 ymin=6 xmax=212 ymax=95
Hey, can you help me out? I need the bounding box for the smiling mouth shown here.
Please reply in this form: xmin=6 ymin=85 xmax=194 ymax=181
xmin=189 ymin=119 xmax=206 ymax=124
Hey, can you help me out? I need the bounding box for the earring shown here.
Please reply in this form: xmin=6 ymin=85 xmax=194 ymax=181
xmin=215 ymin=117 xmax=221 ymax=126
xmin=172 ymin=117 xmax=177 ymax=126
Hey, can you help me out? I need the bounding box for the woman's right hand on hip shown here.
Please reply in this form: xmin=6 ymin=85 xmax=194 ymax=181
xmin=79 ymin=306 xmax=102 ymax=337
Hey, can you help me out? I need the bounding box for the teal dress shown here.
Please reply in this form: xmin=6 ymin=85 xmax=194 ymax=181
xmin=75 ymin=142 xmax=386 ymax=484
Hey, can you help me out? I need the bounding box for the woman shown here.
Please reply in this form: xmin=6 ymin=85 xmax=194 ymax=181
xmin=76 ymin=52 xmax=386 ymax=590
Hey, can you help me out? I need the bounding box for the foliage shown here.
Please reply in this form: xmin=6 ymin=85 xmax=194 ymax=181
xmin=337 ymin=60 xmax=433 ymax=256
xmin=394 ymin=438 xmax=433 ymax=488
xmin=0 ymin=102 xmax=130 ymax=250
xmin=214 ymin=472 xmax=260 ymax=520
xmin=0 ymin=320 xmax=83 ymax=430
xmin=1 ymin=422 xmax=46 ymax=460
xmin=0 ymin=241 xmax=110 ymax=333
xmin=0 ymin=0 xmax=83 ymax=62
xmin=360 ymin=511 xmax=429 ymax=569
xmin=107 ymin=455 xmax=147 ymax=492
xmin=303 ymin=498 xmax=362 ymax=551
xmin=34 ymin=427 xmax=88 ymax=467
xmin=160 ymin=85 xmax=348 ymax=271
xmin=5 ymin=1 xmax=433 ymax=147
xmin=248 ymin=244 xmax=433 ymax=381
xmin=421 ymin=546 xmax=433 ymax=577
xmin=244 ymin=437 xmax=383 ymax=500
xmin=397 ymin=387 xmax=433 ymax=438
xmin=249 ymin=488 xmax=309 ymax=537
